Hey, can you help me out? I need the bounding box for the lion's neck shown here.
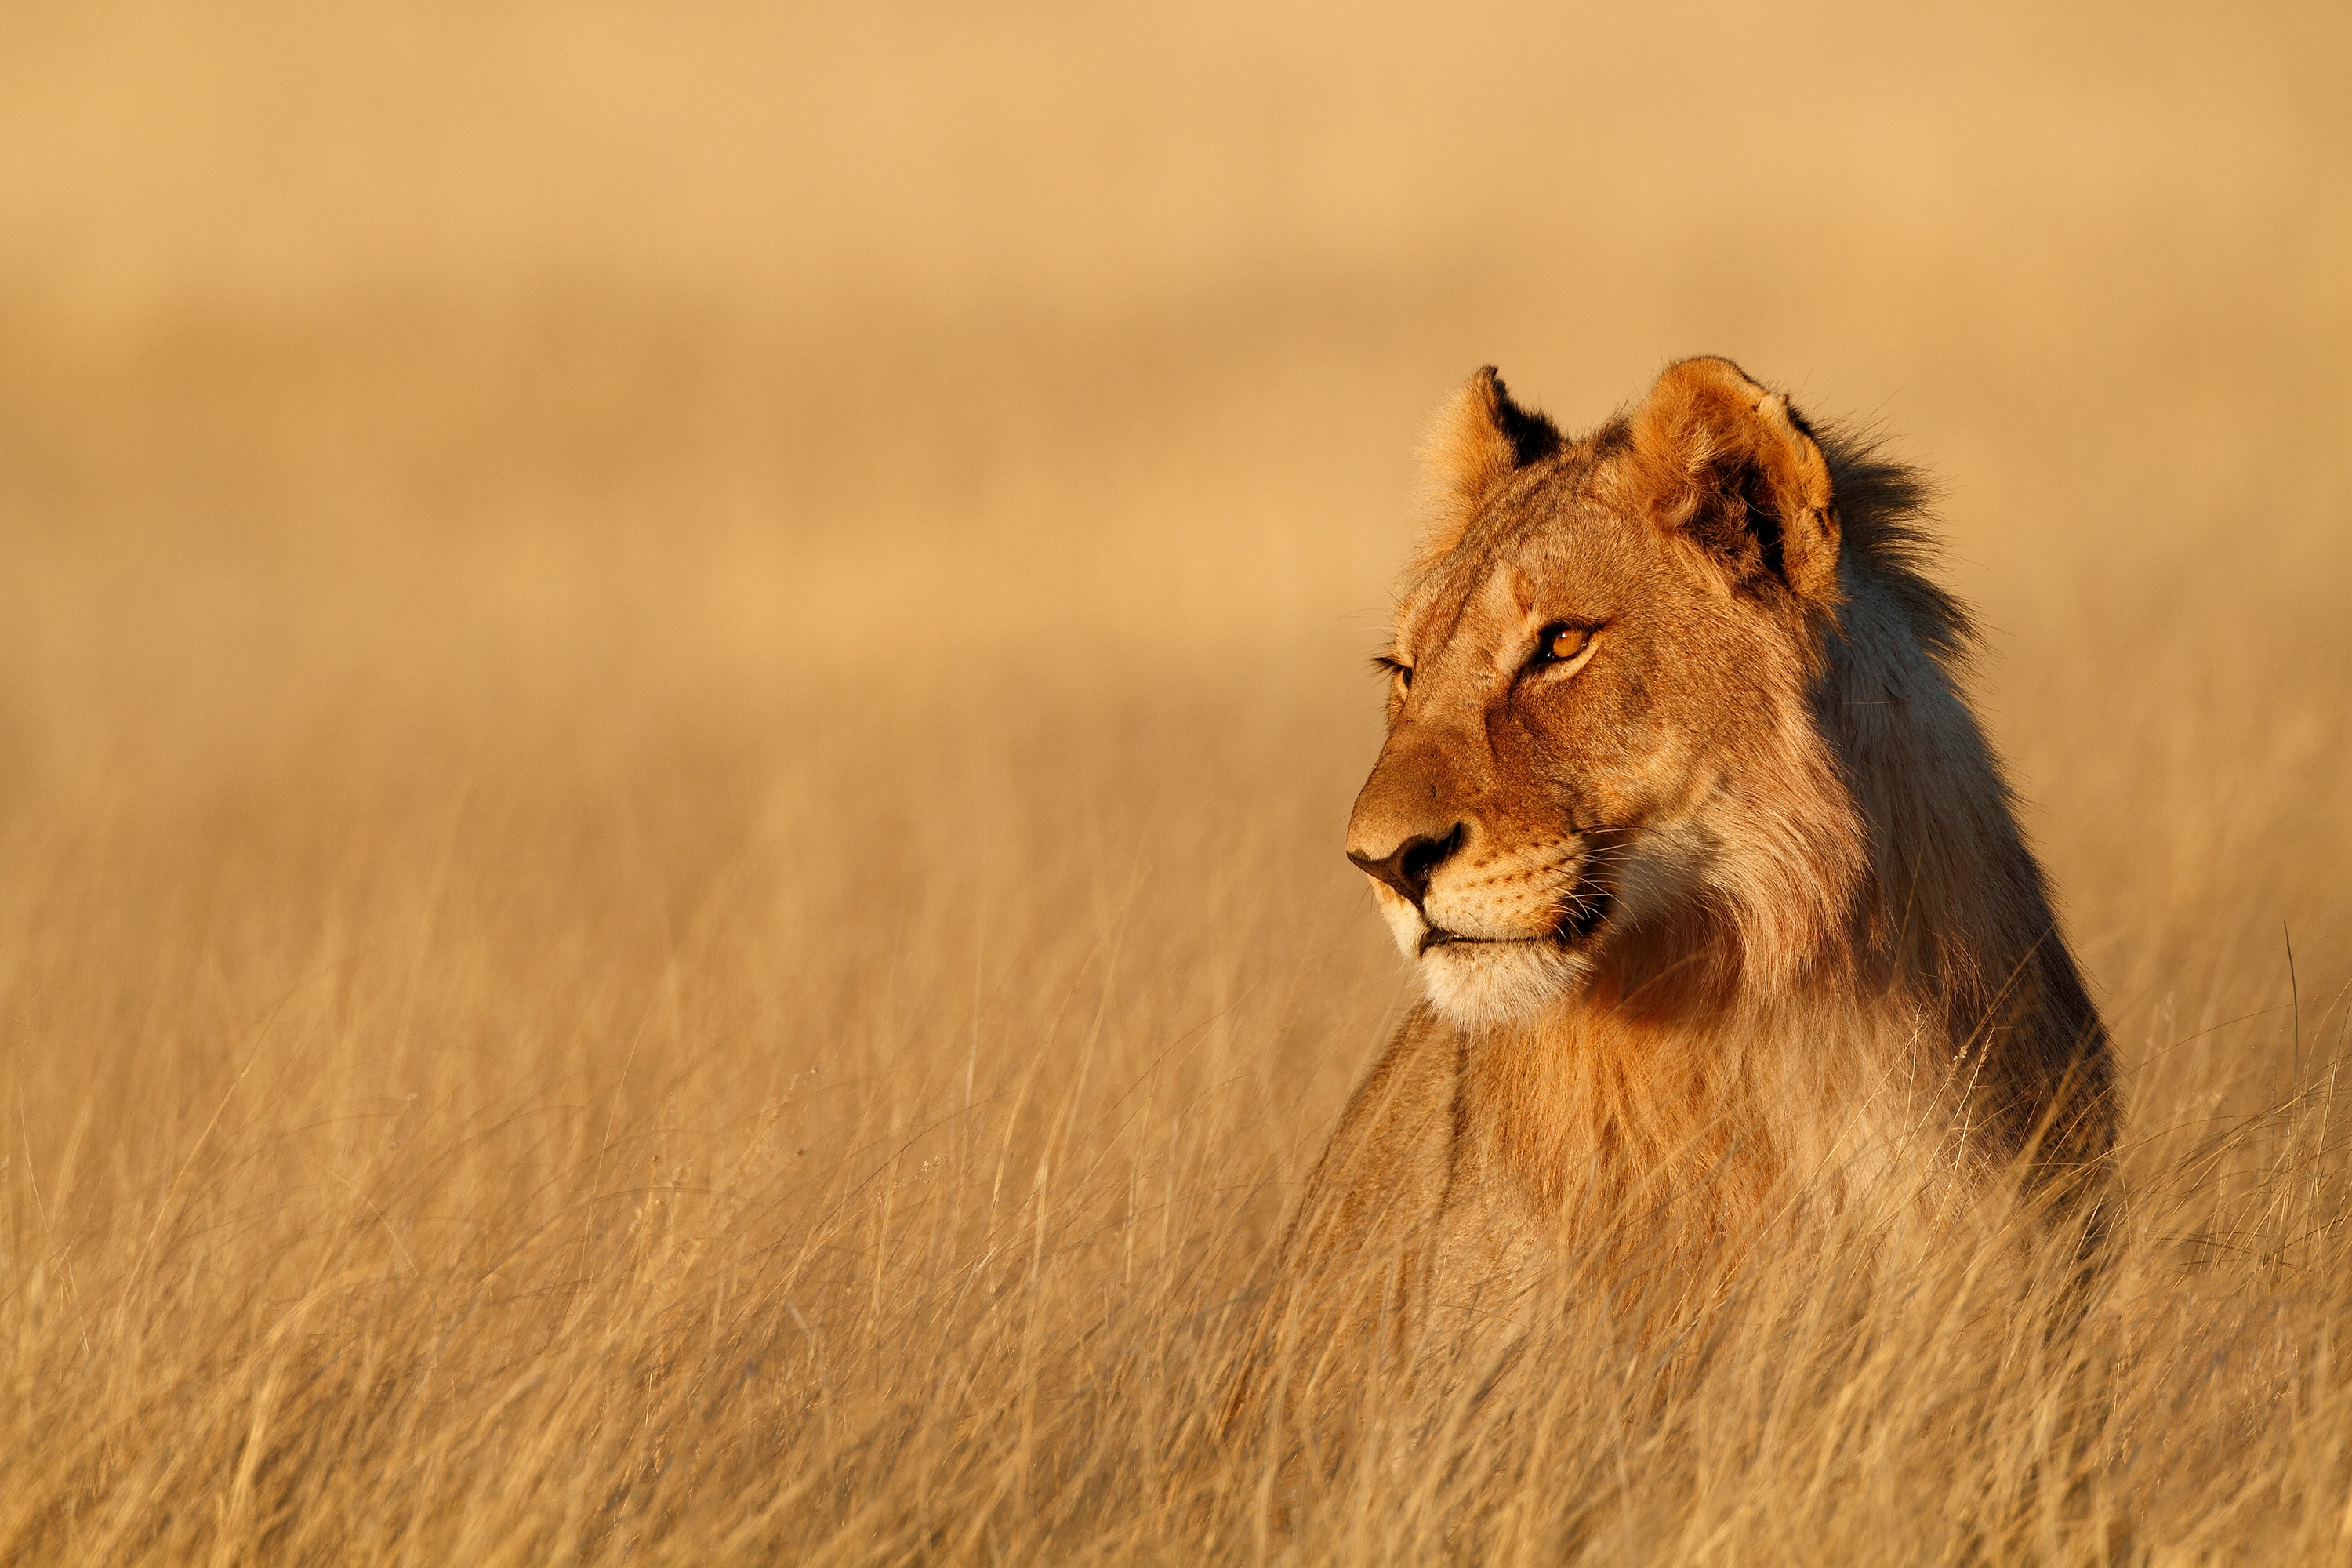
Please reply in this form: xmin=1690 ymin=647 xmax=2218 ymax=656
xmin=1819 ymin=568 xmax=2086 ymax=1066
xmin=1461 ymin=980 xmax=1947 ymax=1241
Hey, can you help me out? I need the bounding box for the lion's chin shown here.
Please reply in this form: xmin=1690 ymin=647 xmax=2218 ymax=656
xmin=1416 ymin=938 xmax=1595 ymax=1028
xmin=1370 ymin=887 xmax=1611 ymax=1027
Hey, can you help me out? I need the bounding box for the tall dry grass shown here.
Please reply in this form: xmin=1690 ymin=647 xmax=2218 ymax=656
xmin=4 ymin=1 xmax=2350 ymax=1561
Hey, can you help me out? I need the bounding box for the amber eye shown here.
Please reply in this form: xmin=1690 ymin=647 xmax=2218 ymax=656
xmin=1533 ymin=623 xmax=1592 ymax=667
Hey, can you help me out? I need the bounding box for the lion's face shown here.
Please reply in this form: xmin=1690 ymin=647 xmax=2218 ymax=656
xmin=1349 ymin=361 xmax=1865 ymax=1026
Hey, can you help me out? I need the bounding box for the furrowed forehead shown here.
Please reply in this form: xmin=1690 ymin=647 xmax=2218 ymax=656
xmin=1395 ymin=451 xmax=1628 ymax=648
xmin=1394 ymin=530 xmax=1533 ymax=656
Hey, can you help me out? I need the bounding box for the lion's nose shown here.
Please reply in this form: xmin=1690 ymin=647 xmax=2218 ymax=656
xmin=1348 ymin=824 xmax=1465 ymax=909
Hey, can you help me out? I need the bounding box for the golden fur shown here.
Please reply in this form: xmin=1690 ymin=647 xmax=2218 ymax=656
xmin=1243 ymin=359 xmax=2114 ymax=1410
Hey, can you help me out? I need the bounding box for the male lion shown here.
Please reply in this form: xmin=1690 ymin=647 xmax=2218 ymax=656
xmin=1248 ymin=358 xmax=2112 ymax=1408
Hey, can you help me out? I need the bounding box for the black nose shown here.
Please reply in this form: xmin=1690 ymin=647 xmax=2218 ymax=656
xmin=1348 ymin=824 xmax=1465 ymax=908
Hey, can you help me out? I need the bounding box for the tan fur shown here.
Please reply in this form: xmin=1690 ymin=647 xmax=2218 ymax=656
xmin=1242 ymin=358 xmax=2113 ymax=1417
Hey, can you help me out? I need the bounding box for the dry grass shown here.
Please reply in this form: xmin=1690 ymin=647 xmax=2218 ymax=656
xmin=4 ymin=2 xmax=2351 ymax=1561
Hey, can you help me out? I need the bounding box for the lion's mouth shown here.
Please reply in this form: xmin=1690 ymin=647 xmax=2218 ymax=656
xmin=1417 ymin=887 xmax=1614 ymax=956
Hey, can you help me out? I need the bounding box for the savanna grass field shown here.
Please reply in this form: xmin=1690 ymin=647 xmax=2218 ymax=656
xmin=5 ymin=3 xmax=2350 ymax=1562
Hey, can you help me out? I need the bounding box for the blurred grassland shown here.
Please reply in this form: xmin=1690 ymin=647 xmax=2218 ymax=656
xmin=3 ymin=1 xmax=2351 ymax=1561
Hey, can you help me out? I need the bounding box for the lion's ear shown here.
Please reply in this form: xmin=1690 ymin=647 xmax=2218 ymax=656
xmin=1412 ymin=366 xmax=1560 ymax=575
xmin=1624 ymin=357 xmax=1840 ymax=607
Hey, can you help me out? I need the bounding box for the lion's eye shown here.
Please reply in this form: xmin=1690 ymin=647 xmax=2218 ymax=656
xmin=1533 ymin=623 xmax=1592 ymax=667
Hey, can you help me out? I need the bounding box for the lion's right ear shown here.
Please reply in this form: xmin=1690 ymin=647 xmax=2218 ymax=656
xmin=1622 ymin=357 xmax=1841 ymax=608
xmin=1411 ymin=366 xmax=1560 ymax=575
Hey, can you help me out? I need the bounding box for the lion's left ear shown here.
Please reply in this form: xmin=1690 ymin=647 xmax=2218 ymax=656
xmin=1411 ymin=366 xmax=1560 ymax=575
xmin=1624 ymin=357 xmax=1840 ymax=607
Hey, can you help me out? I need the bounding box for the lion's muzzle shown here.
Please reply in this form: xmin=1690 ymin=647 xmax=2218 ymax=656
xmin=1348 ymin=822 xmax=1464 ymax=912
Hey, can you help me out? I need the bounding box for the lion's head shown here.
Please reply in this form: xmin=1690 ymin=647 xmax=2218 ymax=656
xmin=1349 ymin=357 xmax=1883 ymax=1027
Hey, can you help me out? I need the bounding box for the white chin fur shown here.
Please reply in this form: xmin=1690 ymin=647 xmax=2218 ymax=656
xmin=1372 ymin=884 xmax=1590 ymax=1026
xmin=1418 ymin=941 xmax=1591 ymax=1025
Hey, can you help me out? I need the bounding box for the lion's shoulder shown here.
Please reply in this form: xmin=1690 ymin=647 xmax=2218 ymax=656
xmin=1279 ymin=1005 xmax=1460 ymax=1275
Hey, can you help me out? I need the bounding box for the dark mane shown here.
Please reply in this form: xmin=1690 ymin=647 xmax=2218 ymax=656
xmin=1818 ymin=424 xmax=1974 ymax=665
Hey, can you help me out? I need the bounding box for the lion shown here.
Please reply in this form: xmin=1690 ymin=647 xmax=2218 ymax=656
xmin=1236 ymin=358 xmax=2114 ymax=1423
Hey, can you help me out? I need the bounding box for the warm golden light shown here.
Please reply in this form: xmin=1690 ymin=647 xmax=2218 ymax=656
xmin=0 ymin=2 xmax=2346 ymax=1560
